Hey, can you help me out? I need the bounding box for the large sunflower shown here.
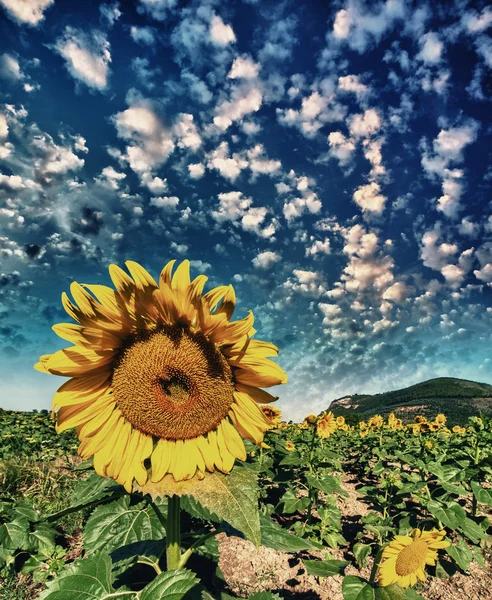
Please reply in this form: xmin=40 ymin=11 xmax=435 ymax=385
xmin=34 ymin=260 xmax=287 ymax=492
xmin=378 ymin=528 xmax=450 ymax=589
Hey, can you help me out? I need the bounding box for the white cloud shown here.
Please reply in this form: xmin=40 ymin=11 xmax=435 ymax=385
xmin=0 ymin=0 xmax=53 ymax=26
xmin=252 ymin=251 xmax=281 ymax=269
xmin=306 ymin=238 xmax=331 ymax=257
xmin=0 ymin=53 xmax=22 ymax=80
xmin=173 ymin=113 xmax=201 ymax=150
xmin=95 ymin=166 xmax=126 ymax=190
xmin=333 ymin=9 xmax=352 ymax=39
xmin=382 ymin=281 xmax=408 ymax=303
xmin=113 ymin=101 xmax=175 ymax=177
xmin=212 ymin=191 xmax=251 ymax=222
xmin=283 ymin=193 xmax=322 ymax=222
xmin=137 ymin=0 xmax=177 ymax=21
xmin=353 ymin=181 xmax=386 ymax=215
xmin=338 ymin=74 xmax=369 ymax=100
xmin=214 ymin=86 xmax=262 ymax=131
xmin=0 ymin=113 xmax=8 ymax=139
xmin=327 ymin=131 xmax=356 ymax=169
xmin=246 ymin=144 xmax=281 ymax=176
xmin=348 ymin=108 xmax=382 ymax=138
xmin=462 ymin=8 xmax=492 ymax=34
xmin=130 ymin=26 xmax=156 ymax=45
xmin=416 ymin=32 xmax=443 ymax=64
xmin=228 ymin=55 xmax=259 ymax=79
xmin=141 ymin=172 xmax=168 ymax=194
xmin=150 ymin=195 xmax=179 ymax=210
xmin=54 ymin=27 xmax=111 ymax=91
xmin=207 ymin=142 xmax=247 ymax=182
xmin=209 ymin=15 xmax=236 ymax=46
xmin=99 ymin=2 xmax=121 ymax=27
xmin=188 ymin=163 xmax=205 ymax=179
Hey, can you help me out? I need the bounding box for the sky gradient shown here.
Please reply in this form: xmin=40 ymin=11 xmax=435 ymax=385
xmin=0 ymin=0 xmax=491 ymax=421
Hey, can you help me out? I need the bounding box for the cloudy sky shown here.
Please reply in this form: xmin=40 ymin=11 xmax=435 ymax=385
xmin=0 ymin=0 xmax=491 ymax=421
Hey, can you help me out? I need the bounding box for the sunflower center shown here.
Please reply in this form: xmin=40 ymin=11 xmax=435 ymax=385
xmin=112 ymin=325 xmax=235 ymax=439
xmin=395 ymin=540 xmax=428 ymax=576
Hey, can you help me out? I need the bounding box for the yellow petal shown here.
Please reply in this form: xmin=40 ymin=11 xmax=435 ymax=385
xmin=171 ymin=259 xmax=191 ymax=297
xmin=125 ymin=260 xmax=158 ymax=291
xmin=151 ymin=439 xmax=172 ymax=483
xmin=159 ymin=259 xmax=176 ymax=287
xmin=56 ymin=392 xmax=114 ymax=433
xmin=216 ymin=285 xmax=236 ymax=319
xmin=216 ymin=424 xmax=235 ymax=472
xmin=52 ymin=372 xmax=111 ymax=411
xmin=235 ymin=382 xmax=279 ymax=404
xmin=220 ymin=419 xmax=246 ymax=461
xmin=46 ymin=347 xmax=113 ymax=377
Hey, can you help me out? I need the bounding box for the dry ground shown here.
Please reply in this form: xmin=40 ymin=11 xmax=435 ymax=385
xmin=218 ymin=479 xmax=492 ymax=600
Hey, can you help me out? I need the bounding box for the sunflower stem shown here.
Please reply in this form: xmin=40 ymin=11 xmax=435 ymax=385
xmin=166 ymin=495 xmax=181 ymax=571
xmin=178 ymin=527 xmax=224 ymax=568
xmin=369 ymin=547 xmax=384 ymax=585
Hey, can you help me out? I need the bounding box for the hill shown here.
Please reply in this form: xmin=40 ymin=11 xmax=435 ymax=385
xmin=329 ymin=377 xmax=492 ymax=425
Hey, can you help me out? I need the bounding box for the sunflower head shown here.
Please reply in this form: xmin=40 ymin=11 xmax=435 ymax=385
xmin=378 ymin=528 xmax=449 ymax=589
xmin=316 ymin=412 xmax=337 ymax=439
xmin=414 ymin=415 xmax=427 ymax=424
xmin=304 ymin=413 xmax=317 ymax=425
xmin=336 ymin=415 xmax=345 ymax=426
xmin=261 ymin=404 xmax=282 ymax=427
xmin=435 ymin=413 xmax=446 ymax=425
xmin=34 ymin=259 xmax=287 ymax=493
xmin=368 ymin=415 xmax=384 ymax=428
xmin=285 ymin=440 xmax=295 ymax=452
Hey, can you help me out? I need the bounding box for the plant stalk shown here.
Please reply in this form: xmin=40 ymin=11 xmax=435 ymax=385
xmin=166 ymin=495 xmax=181 ymax=571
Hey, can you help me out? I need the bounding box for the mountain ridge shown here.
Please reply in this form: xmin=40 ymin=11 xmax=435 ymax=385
xmin=329 ymin=377 xmax=492 ymax=425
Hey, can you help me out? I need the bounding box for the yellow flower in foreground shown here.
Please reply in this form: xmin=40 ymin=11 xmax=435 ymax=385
xmin=34 ymin=259 xmax=287 ymax=492
xmin=425 ymin=441 xmax=433 ymax=449
xmin=305 ymin=413 xmax=317 ymax=425
xmin=285 ymin=440 xmax=295 ymax=452
xmin=378 ymin=529 xmax=450 ymax=589
xmin=261 ymin=404 xmax=282 ymax=427
xmin=414 ymin=415 xmax=427 ymax=424
xmin=336 ymin=415 xmax=345 ymax=426
xmin=435 ymin=413 xmax=446 ymax=425
xmin=317 ymin=412 xmax=337 ymax=438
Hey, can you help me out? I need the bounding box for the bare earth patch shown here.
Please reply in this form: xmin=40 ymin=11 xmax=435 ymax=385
xmin=218 ymin=481 xmax=492 ymax=600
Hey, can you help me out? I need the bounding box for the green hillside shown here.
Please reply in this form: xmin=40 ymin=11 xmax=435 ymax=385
xmin=330 ymin=377 xmax=492 ymax=426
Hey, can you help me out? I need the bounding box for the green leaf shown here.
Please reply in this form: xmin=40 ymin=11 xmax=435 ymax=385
xmin=28 ymin=523 xmax=57 ymax=557
xmin=305 ymin=473 xmax=346 ymax=496
xmin=140 ymin=568 xmax=199 ymax=600
xmin=304 ymin=558 xmax=349 ymax=577
xmin=342 ymin=576 xmax=375 ymax=600
xmin=279 ymin=489 xmax=310 ymax=514
xmin=14 ymin=504 xmax=39 ymax=522
xmin=458 ymin=517 xmax=489 ymax=544
xmin=426 ymin=501 xmax=465 ymax=529
xmin=470 ymin=481 xmax=492 ymax=506
xmin=353 ymin=543 xmax=372 ymax=568
xmin=279 ymin=453 xmax=303 ymax=466
xmin=84 ymin=496 xmax=166 ymax=555
xmin=260 ymin=515 xmax=321 ymax=552
xmin=71 ymin=471 xmax=122 ymax=505
xmin=136 ymin=465 xmax=261 ymax=546
xmin=110 ymin=539 xmax=166 ymax=575
xmin=39 ymin=553 xmax=133 ymax=600
xmin=180 ymin=495 xmax=220 ymax=523
xmin=247 ymin=593 xmax=282 ymax=600
xmin=446 ymin=538 xmax=472 ymax=572
xmin=0 ymin=517 xmax=29 ymax=550
xmin=374 ymin=584 xmax=408 ymax=600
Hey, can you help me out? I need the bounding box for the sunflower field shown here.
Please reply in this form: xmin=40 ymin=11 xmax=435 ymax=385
xmin=1 ymin=260 xmax=491 ymax=599
xmin=1 ymin=408 xmax=491 ymax=599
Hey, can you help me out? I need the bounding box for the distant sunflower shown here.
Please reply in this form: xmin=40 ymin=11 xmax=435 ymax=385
xmin=336 ymin=416 xmax=345 ymax=426
xmin=35 ymin=259 xmax=287 ymax=492
xmin=317 ymin=412 xmax=337 ymax=438
xmin=261 ymin=405 xmax=282 ymax=427
xmin=435 ymin=414 xmax=446 ymax=425
xmin=285 ymin=440 xmax=295 ymax=452
xmin=378 ymin=528 xmax=449 ymax=589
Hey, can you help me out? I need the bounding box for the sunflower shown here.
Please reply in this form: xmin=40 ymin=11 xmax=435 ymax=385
xmin=378 ymin=528 xmax=450 ymax=589
xmin=368 ymin=415 xmax=384 ymax=428
xmin=261 ymin=404 xmax=282 ymax=427
xmin=285 ymin=440 xmax=295 ymax=452
xmin=34 ymin=259 xmax=287 ymax=492
xmin=435 ymin=413 xmax=446 ymax=425
xmin=336 ymin=415 xmax=345 ymax=426
xmin=414 ymin=415 xmax=427 ymax=424
xmin=317 ymin=411 xmax=337 ymax=438
xmin=304 ymin=413 xmax=317 ymax=425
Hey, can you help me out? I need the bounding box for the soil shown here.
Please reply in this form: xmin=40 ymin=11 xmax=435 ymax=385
xmin=218 ymin=480 xmax=492 ymax=600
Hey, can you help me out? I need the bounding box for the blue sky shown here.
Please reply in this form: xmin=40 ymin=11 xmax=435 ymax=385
xmin=0 ymin=0 xmax=491 ymax=421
